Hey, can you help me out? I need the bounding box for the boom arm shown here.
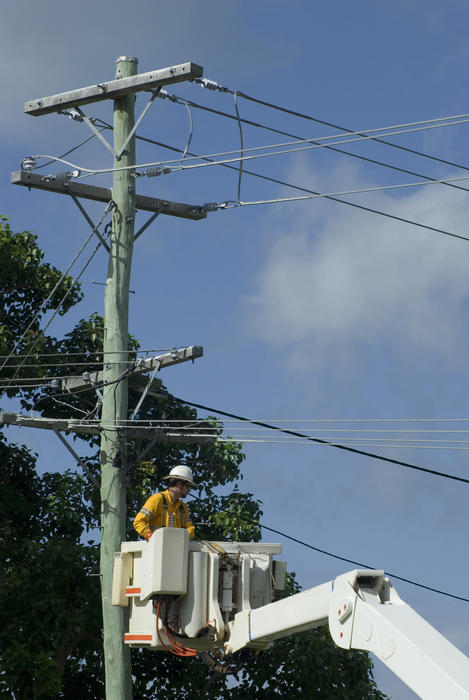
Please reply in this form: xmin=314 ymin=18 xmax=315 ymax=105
xmin=225 ymin=569 xmax=469 ymax=700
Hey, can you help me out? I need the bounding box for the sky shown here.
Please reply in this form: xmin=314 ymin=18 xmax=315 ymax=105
xmin=2 ymin=1 xmax=469 ymax=697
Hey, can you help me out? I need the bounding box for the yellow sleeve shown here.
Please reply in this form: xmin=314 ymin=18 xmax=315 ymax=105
xmin=133 ymin=493 xmax=162 ymax=539
xmin=181 ymin=502 xmax=196 ymax=540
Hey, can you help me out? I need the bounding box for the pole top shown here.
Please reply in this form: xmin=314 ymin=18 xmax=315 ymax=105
xmin=116 ymin=56 xmax=138 ymax=63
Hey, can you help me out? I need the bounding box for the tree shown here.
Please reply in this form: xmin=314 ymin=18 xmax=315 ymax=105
xmin=0 ymin=216 xmax=82 ymax=394
xmin=0 ymin=220 xmax=387 ymax=697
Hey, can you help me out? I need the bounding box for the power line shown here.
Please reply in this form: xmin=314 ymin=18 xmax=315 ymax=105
xmin=29 ymin=114 xmax=469 ymax=180
xmin=0 ymin=205 xmax=114 ymax=395
xmin=258 ymin=522 xmax=469 ymax=603
xmin=0 ymin=347 xmax=177 ymax=360
xmin=148 ymin=118 xmax=469 ymax=175
xmin=160 ymin=91 xmax=469 ymax=195
xmin=194 ymin=79 xmax=469 ymax=172
xmin=188 ymin=493 xmax=469 ymax=603
xmin=91 ymin=121 xmax=465 ymax=241
xmin=166 ymin=394 xmax=469 ymax=485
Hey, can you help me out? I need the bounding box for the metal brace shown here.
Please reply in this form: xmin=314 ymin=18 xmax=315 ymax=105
xmin=74 ymin=106 xmax=115 ymax=157
xmin=133 ymin=205 xmax=164 ymax=241
xmin=130 ymin=360 xmax=161 ymax=421
xmin=115 ymin=87 xmax=162 ymax=161
xmin=54 ymin=429 xmax=100 ymax=489
xmin=69 ymin=193 xmax=111 ymax=252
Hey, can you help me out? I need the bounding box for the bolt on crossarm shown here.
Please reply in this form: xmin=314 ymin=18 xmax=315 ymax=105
xmin=99 ymin=56 xmax=137 ymax=700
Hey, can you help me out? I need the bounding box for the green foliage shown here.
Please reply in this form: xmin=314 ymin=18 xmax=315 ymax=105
xmin=0 ymin=217 xmax=83 ymax=397
xmin=0 ymin=433 xmax=103 ymax=697
xmin=0 ymin=220 xmax=387 ymax=697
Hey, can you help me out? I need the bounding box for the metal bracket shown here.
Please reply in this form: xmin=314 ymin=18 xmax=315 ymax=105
xmin=133 ymin=206 xmax=164 ymax=241
xmin=54 ymin=429 xmax=100 ymax=489
xmin=69 ymin=192 xmax=111 ymax=252
xmin=74 ymin=107 xmax=115 ymax=157
xmin=115 ymin=88 xmax=161 ymax=161
xmin=130 ymin=360 xmax=161 ymax=421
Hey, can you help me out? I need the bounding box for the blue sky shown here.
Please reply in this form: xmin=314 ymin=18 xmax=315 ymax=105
xmin=2 ymin=2 xmax=469 ymax=697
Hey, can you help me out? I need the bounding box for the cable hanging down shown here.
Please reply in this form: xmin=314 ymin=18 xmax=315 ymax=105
xmin=165 ymin=90 xmax=469 ymax=194
xmin=193 ymin=77 xmax=469 ymax=172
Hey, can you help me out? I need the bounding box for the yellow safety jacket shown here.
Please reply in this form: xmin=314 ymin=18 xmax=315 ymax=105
xmin=133 ymin=489 xmax=195 ymax=540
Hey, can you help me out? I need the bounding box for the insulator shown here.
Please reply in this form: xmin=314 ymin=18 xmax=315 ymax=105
xmin=203 ymin=202 xmax=219 ymax=212
xmin=50 ymin=379 xmax=60 ymax=389
xmin=146 ymin=167 xmax=162 ymax=177
xmin=82 ymin=371 xmax=91 ymax=382
xmin=55 ymin=170 xmax=80 ymax=182
xmin=200 ymin=79 xmax=219 ymax=91
xmin=21 ymin=157 xmax=36 ymax=171
xmin=146 ymin=167 xmax=172 ymax=178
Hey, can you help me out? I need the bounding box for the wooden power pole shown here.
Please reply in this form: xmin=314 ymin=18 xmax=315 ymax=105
xmin=15 ymin=56 xmax=207 ymax=700
xmin=99 ymin=56 xmax=137 ymax=699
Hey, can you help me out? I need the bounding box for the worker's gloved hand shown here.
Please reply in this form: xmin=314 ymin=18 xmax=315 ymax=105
xmin=144 ymin=531 xmax=154 ymax=541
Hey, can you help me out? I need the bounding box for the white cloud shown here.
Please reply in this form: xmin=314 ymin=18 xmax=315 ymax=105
xmin=245 ymin=162 xmax=469 ymax=376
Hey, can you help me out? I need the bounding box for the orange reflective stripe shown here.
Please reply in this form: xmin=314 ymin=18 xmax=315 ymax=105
xmin=124 ymin=634 xmax=152 ymax=641
xmin=125 ymin=587 xmax=141 ymax=595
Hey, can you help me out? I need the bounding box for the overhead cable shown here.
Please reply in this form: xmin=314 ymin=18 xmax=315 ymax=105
xmin=0 ymin=201 xmax=114 ymax=391
xmin=188 ymin=493 xmax=469 ymax=603
xmin=145 ymin=118 xmax=469 ymax=174
xmin=167 ymin=394 xmax=469 ymax=485
xmin=28 ymin=114 xmax=469 ymax=179
xmin=2 ymin=232 xmax=114 ymax=395
xmin=162 ymin=91 xmax=469 ymax=194
xmin=193 ymin=79 xmax=469 ymax=172
xmin=130 ymin=130 xmax=465 ymax=241
xmin=233 ymin=91 xmax=244 ymax=203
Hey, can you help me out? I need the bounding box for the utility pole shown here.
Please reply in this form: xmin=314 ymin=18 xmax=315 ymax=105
xmin=14 ymin=56 xmax=209 ymax=700
xmin=99 ymin=56 xmax=137 ymax=699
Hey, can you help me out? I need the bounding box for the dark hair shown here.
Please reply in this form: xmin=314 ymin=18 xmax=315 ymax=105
xmin=167 ymin=478 xmax=185 ymax=488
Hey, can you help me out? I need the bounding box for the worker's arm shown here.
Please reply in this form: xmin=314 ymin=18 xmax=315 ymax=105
xmin=181 ymin=502 xmax=195 ymax=540
xmin=133 ymin=493 xmax=162 ymax=540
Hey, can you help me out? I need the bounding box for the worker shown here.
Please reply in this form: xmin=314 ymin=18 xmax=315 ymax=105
xmin=133 ymin=464 xmax=196 ymax=541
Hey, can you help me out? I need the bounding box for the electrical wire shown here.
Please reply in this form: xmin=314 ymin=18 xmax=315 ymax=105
xmin=195 ymin=79 xmax=469 ymax=172
xmin=92 ymin=120 xmax=466 ymax=241
xmin=34 ymin=129 xmax=107 ymax=171
xmin=166 ymin=394 xmax=469 ymax=484
xmin=189 ymin=493 xmax=469 ymax=603
xmin=219 ymin=174 xmax=469 ymax=219
xmin=180 ymin=101 xmax=193 ymax=165
xmin=0 ymin=202 xmax=114 ymax=393
xmin=0 ymin=211 xmax=114 ymax=388
xmin=153 ymin=118 xmax=469 ymax=174
xmin=0 ymin=348 xmax=178 ymax=360
xmin=29 ymin=114 xmax=469 ymax=179
xmin=233 ymin=91 xmax=244 ymax=203
xmin=161 ymin=91 xmax=469 ymax=194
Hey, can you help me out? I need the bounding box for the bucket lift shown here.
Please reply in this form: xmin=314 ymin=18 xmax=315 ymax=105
xmin=113 ymin=529 xmax=469 ymax=699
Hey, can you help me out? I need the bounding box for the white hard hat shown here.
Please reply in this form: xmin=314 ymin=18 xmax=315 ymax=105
xmin=163 ymin=464 xmax=196 ymax=487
